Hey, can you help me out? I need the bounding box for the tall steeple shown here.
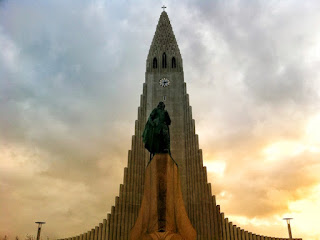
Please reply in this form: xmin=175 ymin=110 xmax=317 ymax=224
xmin=144 ymin=8 xmax=190 ymax=210
xmin=146 ymin=10 xmax=182 ymax=73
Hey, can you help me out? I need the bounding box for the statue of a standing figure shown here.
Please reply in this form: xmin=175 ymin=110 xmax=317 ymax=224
xmin=142 ymin=102 xmax=171 ymax=158
xmin=132 ymin=103 xmax=196 ymax=240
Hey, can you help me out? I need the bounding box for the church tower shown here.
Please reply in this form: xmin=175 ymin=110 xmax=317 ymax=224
xmin=143 ymin=10 xmax=220 ymax=239
xmin=145 ymin=10 xmax=188 ymax=205
xmin=57 ymin=9 xmax=302 ymax=240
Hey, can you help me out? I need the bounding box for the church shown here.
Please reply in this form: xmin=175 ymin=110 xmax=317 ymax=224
xmin=57 ymin=9 xmax=302 ymax=240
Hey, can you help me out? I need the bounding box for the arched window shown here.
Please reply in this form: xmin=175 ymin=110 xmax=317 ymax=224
xmin=172 ymin=57 xmax=176 ymax=68
xmin=153 ymin=57 xmax=157 ymax=68
xmin=162 ymin=52 xmax=167 ymax=68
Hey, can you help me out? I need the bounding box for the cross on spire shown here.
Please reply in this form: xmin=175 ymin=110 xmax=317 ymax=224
xmin=161 ymin=5 xmax=166 ymax=11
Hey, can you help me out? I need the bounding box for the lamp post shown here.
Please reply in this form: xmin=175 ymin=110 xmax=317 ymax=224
xmin=283 ymin=218 xmax=293 ymax=240
xmin=35 ymin=222 xmax=46 ymax=240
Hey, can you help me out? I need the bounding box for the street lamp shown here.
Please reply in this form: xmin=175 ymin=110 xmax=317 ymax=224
xmin=283 ymin=218 xmax=293 ymax=240
xmin=35 ymin=222 xmax=46 ymax=240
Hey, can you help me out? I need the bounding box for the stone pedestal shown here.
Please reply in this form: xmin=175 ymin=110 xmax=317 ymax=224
xmin=130 ymin=153 xmax=196 ymax=240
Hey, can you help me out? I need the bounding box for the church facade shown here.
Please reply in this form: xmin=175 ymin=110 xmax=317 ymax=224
xmin=57 ymin=10 xmax=302 ymax=240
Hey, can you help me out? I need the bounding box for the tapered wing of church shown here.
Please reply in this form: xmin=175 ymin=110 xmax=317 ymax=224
xmin=58 ymin=11 xmax=302 ymax=240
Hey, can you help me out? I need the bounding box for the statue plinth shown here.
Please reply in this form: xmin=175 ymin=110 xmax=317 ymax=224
xmin=130 ymin=154 xmax=196 ymax=240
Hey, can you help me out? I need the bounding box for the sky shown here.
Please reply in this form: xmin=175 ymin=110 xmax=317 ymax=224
xmin=1 ymin=0 xmax=320 ymax=239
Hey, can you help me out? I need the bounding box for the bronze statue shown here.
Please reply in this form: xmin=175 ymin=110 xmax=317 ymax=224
xmin=142 ymin=102 xmax=171 ymax=157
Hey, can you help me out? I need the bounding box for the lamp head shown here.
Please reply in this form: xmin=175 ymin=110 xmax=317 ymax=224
xmin=283 ymin=218 xmax=293 ymax=224
xmin=35 ymin=222 xmax=46 ymax=226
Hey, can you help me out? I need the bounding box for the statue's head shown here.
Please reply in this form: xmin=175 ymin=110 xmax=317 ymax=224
xmin=157 ymin=101 xmax=165 ymax=110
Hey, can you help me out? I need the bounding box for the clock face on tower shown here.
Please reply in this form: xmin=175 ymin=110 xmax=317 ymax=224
xmin=159 ymin=78 xmax=170 ymax=87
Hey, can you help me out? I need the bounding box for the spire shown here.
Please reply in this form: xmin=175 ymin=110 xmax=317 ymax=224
xmin=147 ymin=10 xmax=182 ymax=72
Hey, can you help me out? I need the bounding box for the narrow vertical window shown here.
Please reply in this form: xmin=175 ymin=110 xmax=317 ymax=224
xmin=172 ymin=57 xmax=176 ymax=68
xmin=162 ymin=52 xmax=167 ymax=68
xmin=163 ymin=96 xmax=166 ymax=101
xmin=153 ymin=57 xmax=157 ymax=68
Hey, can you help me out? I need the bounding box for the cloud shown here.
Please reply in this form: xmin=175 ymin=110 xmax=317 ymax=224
xmin=1 ymin=1 xmax=320 ymax=240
